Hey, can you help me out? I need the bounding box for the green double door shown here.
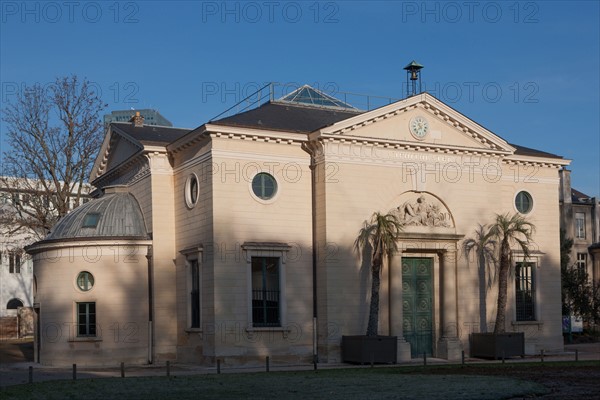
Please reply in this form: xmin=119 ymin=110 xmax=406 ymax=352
xmin=402 ymin=257 xmax=433 ymax=357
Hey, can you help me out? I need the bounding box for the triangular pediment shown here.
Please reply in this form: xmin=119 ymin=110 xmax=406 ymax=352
xmin=90 ymin=125 xmax=144 ymax=183
xmin=318 ymin=93 xmax=515 ymax=155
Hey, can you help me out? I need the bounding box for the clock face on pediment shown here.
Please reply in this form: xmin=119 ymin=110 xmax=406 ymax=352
xmin=320 ymin=97 xmax=517 ymax=154
xmin=409 ymin=116 xmax=429 ymax=140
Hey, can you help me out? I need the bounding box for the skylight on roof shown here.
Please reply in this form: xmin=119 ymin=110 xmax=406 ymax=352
xmin=82 ymin=213 xmax=100 ymax=228
xmin=277 ymin=85 xmax=358 ymax=110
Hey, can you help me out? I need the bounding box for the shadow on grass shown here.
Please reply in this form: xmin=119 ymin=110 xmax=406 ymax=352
xmin=0 ymin=368 xmax=550 ymax=400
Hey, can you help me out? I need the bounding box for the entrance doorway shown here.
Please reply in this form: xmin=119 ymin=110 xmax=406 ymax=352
xmin=402 ymin=257 xmax=433 ymax=357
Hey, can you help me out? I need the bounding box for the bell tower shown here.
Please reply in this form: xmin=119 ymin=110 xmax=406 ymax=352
xmin=404 ymin=60 xmax=424 ymax=97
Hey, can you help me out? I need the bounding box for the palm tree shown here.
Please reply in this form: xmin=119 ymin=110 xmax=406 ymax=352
xmin=463 ymin=224 xmax=497 ymax=333
xmin=489 ymin=213 xmax=535 ymax=334
xmin=354 ymin=211 xmax=403 ymax=337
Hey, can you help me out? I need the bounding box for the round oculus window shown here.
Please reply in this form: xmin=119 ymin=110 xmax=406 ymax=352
xmin=185 ymin=174 xmax=199 ymax=208
xmin=252 ymin=173 xmax=277 ymax=200
xmin=515 ymin=191 xmax=533 ymax=214
xmin=77 ymin=271 xmax=95 ymax=291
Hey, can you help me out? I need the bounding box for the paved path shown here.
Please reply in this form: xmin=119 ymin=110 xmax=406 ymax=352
xmin=1 ymin=340 xmax=598 ymax=387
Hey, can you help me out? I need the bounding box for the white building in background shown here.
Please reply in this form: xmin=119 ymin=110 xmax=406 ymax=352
xmin=0 ymin=179 xmax=91 ymax=318
xmin=0 ymin=235 xmax=33 ymax=318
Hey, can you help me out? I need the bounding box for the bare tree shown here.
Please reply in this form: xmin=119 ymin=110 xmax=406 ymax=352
xmin=1 ymin=75 xmax=106 ymax=239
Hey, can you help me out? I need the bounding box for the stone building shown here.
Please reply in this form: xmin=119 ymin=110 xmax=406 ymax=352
xmin=27 ymin=85 xmax=570 ymax=366
xmin=0 ymin=240 xmax=33 ymax=320
xmin=559 ymin=169 xmax=600 ymax=284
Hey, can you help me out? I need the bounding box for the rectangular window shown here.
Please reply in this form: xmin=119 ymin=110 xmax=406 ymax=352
xmin=576 ymin=253 xmax=587 ymax=277
xmin=190 ymin=260 xmax=200 ymax=328
xmin=77 ymin=302 xmax=96 ymax=336
xmin=515 ymin=262 xmax=536 ymax=321
xmin=251 ymin=257 xmax=280 ymax=327
xmin=8 ymin=252 xmax=21 ymax=274
xmin=575 ymin=212 xmax=586 ymax=239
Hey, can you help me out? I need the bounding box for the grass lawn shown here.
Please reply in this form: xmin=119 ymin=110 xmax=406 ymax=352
xmin=0 ymin=367 xmax=549 ymax=400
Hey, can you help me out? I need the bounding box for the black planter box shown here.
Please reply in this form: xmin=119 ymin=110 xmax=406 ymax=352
xmin=342 ymin=335 xmax=397 ymax=364
xmin=470 ymin=332 xmax=525 ymax=359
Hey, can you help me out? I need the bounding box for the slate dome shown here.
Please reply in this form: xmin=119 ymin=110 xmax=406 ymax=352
xmin=46 ymin=189 xmax=148 ymax=241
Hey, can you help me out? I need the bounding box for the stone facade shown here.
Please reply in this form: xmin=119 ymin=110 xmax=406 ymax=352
xmin=1 ymin=184 xmax=35 ymax=320
xmin=0 ymin=250 xmax=33 ymax=319
xmin=559 ymin=169 xmax=600 ymax=284
xmin=28 ymin=89 xmax=569 ymax=366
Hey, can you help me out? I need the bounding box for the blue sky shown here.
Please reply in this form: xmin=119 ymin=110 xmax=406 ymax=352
xmin=1 ymin=1 xmax=599 ymax=196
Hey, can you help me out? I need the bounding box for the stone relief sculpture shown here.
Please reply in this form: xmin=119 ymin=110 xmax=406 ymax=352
xmin=397 ymin=195 xmax=451 ymax=227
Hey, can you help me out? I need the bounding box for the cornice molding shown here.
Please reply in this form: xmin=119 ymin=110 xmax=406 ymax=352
xmin=210 ymin=149 xmax=309 ymax=165
xmin=317 ymin=134 xmax=511 ymax=157
xmin=168 ymin=125 xmax=209 ymax=154
xmin=504 ymin=154 xmax=570 ymax=168
xmin=310 ymin=136 xmax=567 ymax=169
xmin=208 ymin=131 xmax=305 ymax=146
xmin=92 ymin=125 xmax=161 ymax=184
xmin=318 ymin=93 xmax=514 ymax=154
xmin=27 ymin=238 xmax=153 ymax=255
xmin=92 ymin=152 xmax=151 ymax=188
xmin=169 ymin=124 xmax=307 ymax=154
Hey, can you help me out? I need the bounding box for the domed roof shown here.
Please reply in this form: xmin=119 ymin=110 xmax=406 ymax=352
xmin=46 ymin=191 xmax=148 ymax=241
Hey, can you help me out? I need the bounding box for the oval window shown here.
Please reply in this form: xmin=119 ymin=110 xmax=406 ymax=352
xmin=77 ymin=271 xmax=95 ymax=291
xmin=185 ymin=174 xmax=199 ymax=208
xmin=252 ymin=173 xmax=277 ymax=200
xmin=515 ymin=191 xmax=533 ymax=214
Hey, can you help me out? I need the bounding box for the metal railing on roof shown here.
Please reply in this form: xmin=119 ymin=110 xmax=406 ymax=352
xmin=208 ymin=82 xmax=401 ymax=122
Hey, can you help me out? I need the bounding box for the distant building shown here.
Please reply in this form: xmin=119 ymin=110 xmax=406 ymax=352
xmin=0 ymin=232 xmax=33 ymax=320
xmin=559 ymin=169 xmax=600 ymax=284
xmin=104 ymin=109 xmax=173 ymax=127
xmin=0 ymin=178 xmax=91 ymax=320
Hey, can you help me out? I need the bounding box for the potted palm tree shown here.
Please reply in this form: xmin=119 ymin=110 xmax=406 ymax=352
xmin=468 ymin=213 xmax=535 ymax=358
xmin=342 ymin=211 xmax=403 ymax=364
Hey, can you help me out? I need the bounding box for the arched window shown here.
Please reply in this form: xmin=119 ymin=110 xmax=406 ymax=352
xmin=7 ymin=298 xmax=24 ymax=309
